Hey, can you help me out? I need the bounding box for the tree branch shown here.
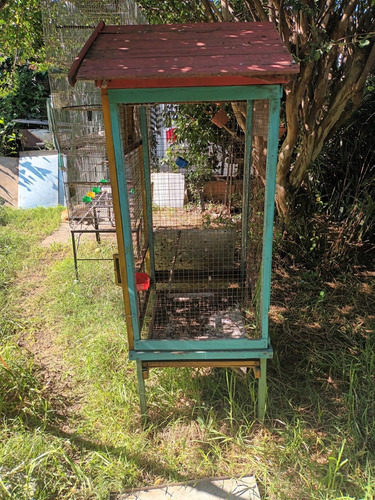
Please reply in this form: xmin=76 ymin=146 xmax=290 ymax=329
xmin=243 ymin=0 xmax=269 ymax=22
xmin=201 ymin=0 xmax=217 ymax=22
xmin=208 ymin=0 xmax=226 ymax=21
xmin=326 ymin=43 xmax=375 ymax=136
xmin=243 ymin=0 xmax=258 ymax=21
xmin=333 ymin=0 xmax=358 ymax=40
xmin=221 ymin=0 xmax=230 ymax=21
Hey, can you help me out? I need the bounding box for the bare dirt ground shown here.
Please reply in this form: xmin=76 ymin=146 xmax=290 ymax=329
xmin=15 ymin=242 xmax=84 ymax=431
xmin=40 ymin=222 xmax=71 ymax=247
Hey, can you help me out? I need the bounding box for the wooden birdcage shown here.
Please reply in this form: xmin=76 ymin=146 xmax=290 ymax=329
xmin=69 ymin=21 xmax=299 ymax=420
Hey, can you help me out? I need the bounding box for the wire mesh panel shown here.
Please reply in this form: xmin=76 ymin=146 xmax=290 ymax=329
xmin=121 ymin=101 xmax=268 ymax=342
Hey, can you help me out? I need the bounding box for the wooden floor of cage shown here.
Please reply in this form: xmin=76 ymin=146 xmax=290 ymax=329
xmin=140 ymin=226 xmax=259 ymax=341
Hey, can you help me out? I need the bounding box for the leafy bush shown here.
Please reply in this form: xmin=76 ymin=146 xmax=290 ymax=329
xmin=0 ymin=58 xmax=49 ymax=155
xmin=286 ymin=79 xmax=375 ymax=266
xmin=312 ymin=79 xmax=375 ymax=259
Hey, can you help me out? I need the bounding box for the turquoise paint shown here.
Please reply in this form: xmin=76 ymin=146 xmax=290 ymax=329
xmin=109 ymin=102 xmax=141 ymax=341
xmin=139 ymin=106 xmax=155 ymax=279
xmin=129 ymin=348 xmax=273 ymax=361
xmin=134 ymin=338 xmax=268 ymax=351
xmin=107 ymin=85 xmax=282 ymax=367
xmin=108 ymin=85 xmax=282 ymax=105
xmin=240 ymin=101 xmax=253 ymax=279
xmin=260 ymin=98 xmax=281 ymax=341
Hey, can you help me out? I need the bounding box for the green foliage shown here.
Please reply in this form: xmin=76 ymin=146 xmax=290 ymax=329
xmin=0 ymin=349 xmax=51 ymax=425
xmin=162 ymin=103 xmax=240 ymax=205
xmin=137 ymin=0 xmax=206 ymax=24
xmin=283 ymin=79 xmax=375 ymax=267
xmin=164 ymin=103 xmax=228 ymax=165
xmin=0 ymin=0 xmax=45 ymax=64
xmin=0 ymin=59 xmax=49 ymax=155
xmin=0 ymin=207 xmax=374 ymax=498
xmin=310 ymin=79 xmax=375 ymax=260
xmin=0 ymin=0 xmax=47 ymax=155
xmin=0 ymin=206 xmax=62 ymax=296
xmin=0 ymin=60 xmax=49 ymax=121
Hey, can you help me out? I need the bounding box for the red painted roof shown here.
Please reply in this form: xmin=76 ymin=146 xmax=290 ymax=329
xmin=68 ymin=21 xmax=299 ymax=88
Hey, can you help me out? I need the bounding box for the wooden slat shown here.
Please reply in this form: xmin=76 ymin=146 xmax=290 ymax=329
xmin=79 ymin=58 xmax=296 ymax=80
xmin=96 ymin=26 xmax=281 ymax=45
xmin=86 ymin=43 xmax=291 ymax=60
xmin=94 ymin=34 xmax=280 ymax=47
xmin=143 ymin=360 xmax=260 ymax=368
xmin=84 ymin=52 xmax=294 ymax=66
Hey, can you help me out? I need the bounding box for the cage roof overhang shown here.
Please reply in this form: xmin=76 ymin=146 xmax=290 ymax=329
xmin=68 ymin=21 xmax=299 ymax=90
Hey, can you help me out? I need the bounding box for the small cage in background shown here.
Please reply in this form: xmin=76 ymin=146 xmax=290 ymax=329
xmin=68 ymin=21 xmax=299 ymax=420
xmin=40 ymin=0 xmax=146 ymax=277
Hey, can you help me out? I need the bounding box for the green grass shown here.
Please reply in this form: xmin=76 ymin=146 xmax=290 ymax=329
xmin=0 ymin=207 xmax=374 ymax=499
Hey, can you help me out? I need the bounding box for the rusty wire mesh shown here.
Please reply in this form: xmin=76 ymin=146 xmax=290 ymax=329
xmin=122 ymin=102 xmax=268 ymax=341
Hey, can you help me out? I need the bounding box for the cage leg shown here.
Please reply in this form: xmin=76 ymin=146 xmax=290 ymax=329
xmin=71 ymin=232 xmax=79 ymax=280
xmin=257 ymin=358 xmax=267 ymax=421
xmin=93 ymin=207 xmax=101 ymax=244
xmin=136 ymin=360 xmax=147 ymax=423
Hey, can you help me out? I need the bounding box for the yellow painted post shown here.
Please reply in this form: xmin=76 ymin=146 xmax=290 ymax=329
xmin=101 ymin=88 xmax=135 ymax=350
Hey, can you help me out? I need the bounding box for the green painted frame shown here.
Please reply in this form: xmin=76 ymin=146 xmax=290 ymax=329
xmin=129 ymin=348 xmax=273 ymax=361
xmin=108 ymin=84 xmax=281 ymax=352
xmin=107 ymin=85 xmax=282 ymax=421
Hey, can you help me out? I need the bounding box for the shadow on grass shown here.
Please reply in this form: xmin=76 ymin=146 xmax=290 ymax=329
xmin=267 ymin=265 xmax=374 ymax=443
xmin=3 ymin=262 xmax=373 ymax=498
xmin=139 ymin=265 xmax=374 ymax=459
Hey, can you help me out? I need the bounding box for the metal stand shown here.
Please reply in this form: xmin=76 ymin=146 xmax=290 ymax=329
xmin=71 ymin=228 xmax=117 ymax=280
xmin=67 ymin=187 xmax=117 ymax=279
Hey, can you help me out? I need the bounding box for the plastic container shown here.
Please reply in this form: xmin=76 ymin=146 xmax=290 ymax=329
xmin=151 ymin=172 xmax=185 ymax=208
xmin=176 ymin=156 xmax=188 ymax=169
xmin=136 ymin=273 xmax=150 ymax=291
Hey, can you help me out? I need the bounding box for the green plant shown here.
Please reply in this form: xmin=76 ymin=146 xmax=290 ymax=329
xmin=1 ymin=207 xmax=374 ymax=499
xmin=161 ymin=103 xmax=240 ymax=209
xmin=0 ymin=58 xmax=49 ymax=155
xmin=324 ymin=439 xmax=348 ymax=493
xmin=308 ymin=78 xmax=375 ymax=263
xmin=0 ymin=349 xmax=51 ymax=425
xmin=0 ymin=205 xmax=10 ymax=225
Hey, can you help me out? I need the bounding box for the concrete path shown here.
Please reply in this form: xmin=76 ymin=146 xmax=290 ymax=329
xmin=41 ymin=222 xmax=71 ymax=247
xmin=113 ymin=476 xmax=260 ymax=500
